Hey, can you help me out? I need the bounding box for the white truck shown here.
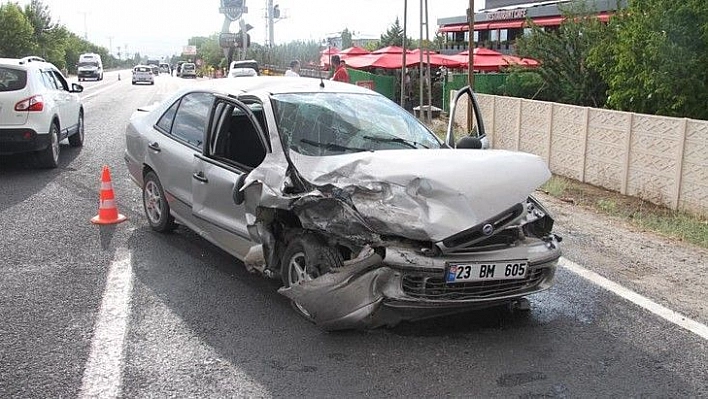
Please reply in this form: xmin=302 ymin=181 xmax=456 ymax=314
xmin=77 ymin=53 xmax=103 ymax=81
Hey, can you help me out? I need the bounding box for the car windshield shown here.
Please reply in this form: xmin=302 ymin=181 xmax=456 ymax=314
xmin=272 ymin=92 xmax=442 ymax=156
xmin=134 ymin=67 xmax=150 ymax=72
xmin=0 ymin=67 xmax=27 ymax=92
xmin=78 ymin=61 xmax=98 ymax=67
xmin=183 ymin=64 xmax=195 ymax=70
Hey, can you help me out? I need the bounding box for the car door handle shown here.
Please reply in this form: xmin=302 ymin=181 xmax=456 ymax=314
xmin=148 ymin=142 xmax=161 ymax=152
xmin=192 ymin=171 xmax=208 ymax=183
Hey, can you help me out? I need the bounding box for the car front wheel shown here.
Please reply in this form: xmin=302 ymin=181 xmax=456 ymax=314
xmin=142 ymin=171 xmax=176 ymax=232
xmin=281 ymin=232 xmax=343 ymax=319
xmin=36 ymin=122 xmax=60 ymax=168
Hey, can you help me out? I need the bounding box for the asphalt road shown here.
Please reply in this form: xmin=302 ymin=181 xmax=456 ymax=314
xmin=1 ymin=71 xmax=706 ymax=398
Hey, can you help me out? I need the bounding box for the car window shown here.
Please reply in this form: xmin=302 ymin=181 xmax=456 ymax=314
xmin=0 ymin=67 xmax=27 ymax=92
xmin=134 ymin=67 xmax=151 ymax=73
xmin=272 ymin=92 xmax=442 ymax=156
xmin=156 ymin=99 xmax=180 ymax=133
xmin=50 ymin=70 xmax=69 ymax=91
xmin=170 ymin=92 xmax=213 ymax=149
xmin=207 ymin=100 xmax=267 ymax=169
xmin=40 ymin=71 xmax=60 ymax=90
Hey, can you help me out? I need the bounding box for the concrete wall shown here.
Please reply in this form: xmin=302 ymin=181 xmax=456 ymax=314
xmin=452 ymin=93 xmax=708 ymax=216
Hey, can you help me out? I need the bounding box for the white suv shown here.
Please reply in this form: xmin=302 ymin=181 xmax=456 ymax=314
xmin=0 ymin=56 xmax=84 ymax=168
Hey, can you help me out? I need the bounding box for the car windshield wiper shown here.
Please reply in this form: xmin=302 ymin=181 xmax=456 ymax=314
xmin=299 ymin=138 xmax=369 ymax=153
xmin=361 ymin=135 xmax=428 ymax=149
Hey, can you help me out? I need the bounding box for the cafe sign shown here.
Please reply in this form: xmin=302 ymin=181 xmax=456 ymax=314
xmin=488 ymin=9 xmax=527 ymax=21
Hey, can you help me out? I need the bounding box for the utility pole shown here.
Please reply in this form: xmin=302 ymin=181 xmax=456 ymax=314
xmin=267 ymin=0 xmax=274 ymax=46
xmin=107 ymin=36 xmax=113 ymax=56
xmin=468 ymin=0 xmax=475 ymax=133
xmin=78 ymin=11 xmax=89 ymax=40
xmin=418 ymin=0 xmax=432 ymax=123
xmin=400 ymin=0 xmax=407 ymax=108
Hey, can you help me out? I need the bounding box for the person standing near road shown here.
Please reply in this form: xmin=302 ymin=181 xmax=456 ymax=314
xmin=330 ymin=55 xmax=349 ymax=83
xmin=285 ymin=60 xmax=300 ymax=77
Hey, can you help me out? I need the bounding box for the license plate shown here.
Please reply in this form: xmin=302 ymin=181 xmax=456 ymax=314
xmin=446 ymin=261 xmax=529 ymax=283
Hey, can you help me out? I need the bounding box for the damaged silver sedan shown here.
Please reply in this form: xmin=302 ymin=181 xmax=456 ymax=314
xmin=124 ymin=77 xmax=561 ymax=330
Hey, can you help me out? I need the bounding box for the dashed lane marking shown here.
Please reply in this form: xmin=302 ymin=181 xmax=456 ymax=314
xmin=78 ymin=248 xmax=133 ymax=399
xmin=560 ymin=257 xmax=708 ymax=341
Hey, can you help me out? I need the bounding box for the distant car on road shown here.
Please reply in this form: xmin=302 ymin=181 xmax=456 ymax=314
xmin=132 ymin=65 xmax=154 ymax=85
xmin=227 ymin=67 xmax=257 ymax=78
xmin=0 ymin=56 xmax=84 ymax=168
xmin=124 ymin=77 xmax=561 ymax=330
xmin=229 ymin=59 xmax=259 ymax=76
xmin=180 ymin=62 xmax=196 ymax=78
xmin=159 ymin=63 xmax=170 ymax=74
xmin=77 ymin=53 xmax=103 ymax=81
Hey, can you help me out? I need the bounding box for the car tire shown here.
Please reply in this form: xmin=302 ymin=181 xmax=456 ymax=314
xmin=280 ymin=231 xmax=343 ymax=319
xmin=36 ymin=122 xmax=60 ymax=168
xmin=142 ymin=171 xmax=177 ymax=232
xmin=68 ymin=111 xmax=84 ymax=147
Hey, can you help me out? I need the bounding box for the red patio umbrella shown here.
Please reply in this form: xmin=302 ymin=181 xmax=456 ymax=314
xmin=339 ymin=46 xmax=370 ymax=56
xmin=372 ymin=46 xmax=411 ymax=54
xmin=410 ymin=49 xmax=465 ymax=68
xmin=321 ymin=47 xmax=340 ymax=55
xmin=344 ymin=53 xmax=419 ymax=69
xmin=446 ymin=48 xmax=538 ymax=71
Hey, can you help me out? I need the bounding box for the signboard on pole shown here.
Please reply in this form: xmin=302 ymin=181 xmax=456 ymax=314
xmin=220 ymin=0 xmax=246 ymax=21
xmin=182 ymin=45 xmax=197 ymax=56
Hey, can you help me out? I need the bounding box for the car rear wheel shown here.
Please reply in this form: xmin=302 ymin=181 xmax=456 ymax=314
xmin=36 ymin=123 xmax=60 ymax=168
xmin=142 ymin=171 xmax=176 ymax=232
xmin=281 ymin=232 xmax=343 ymax=319
xmin=68 ymin=112 xmax=84 ymax=147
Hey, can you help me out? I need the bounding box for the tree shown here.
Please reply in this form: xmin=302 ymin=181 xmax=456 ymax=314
xmin=0 ymin=3 xmax=36 ymax=57
xmin=380 ymin=18 xmax=404 ymax=47
xmin=23 ymin=0 xmax=59 ymax=60
xmin=513 ymin=4 xmax=609 ymax=107
xmin=341 ymin=28 xmax=353 ymax=49
xmin=588 ymin=0 xmax=708 ymax=119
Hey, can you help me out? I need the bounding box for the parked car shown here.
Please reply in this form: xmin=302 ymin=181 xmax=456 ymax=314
xmin=227 ymin=67 xmax=257 ymax=78
xmin=124 ymin=77 xmax=561 ymax=330
xmin=0 ymin=56 xmax=84 ymax=168
xmin=132 ymin=65 xmax=154 ymax=85
xmin=180 ymin=63 xmax=196 ymax=78
xmin=229 ymin=59 xmax=259 ymax=76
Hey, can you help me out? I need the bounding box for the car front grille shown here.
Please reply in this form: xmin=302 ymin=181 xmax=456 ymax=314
xmin=401 ymin=267 xmax=546 ymax=301
xmin=439 ymin=203 xmax=525 ymax=253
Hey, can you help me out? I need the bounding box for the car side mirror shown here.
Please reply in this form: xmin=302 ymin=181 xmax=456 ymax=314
xmin=456 ymin=136 xmax=483 ymax=149
xmin=232 ymin=174 xmax=248 ymax=205
xmin=71 ymin=83 xmax=83 ymax=93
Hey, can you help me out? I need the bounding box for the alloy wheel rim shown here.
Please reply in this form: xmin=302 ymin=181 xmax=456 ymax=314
xmin=288 ymin=252 xmax=313 ymax=317
xmin=144 ymin=181 xmax=163 ymax=224
xmin=51 ymin=126 xmax=59 ymax=161
xmin=78 ymin=115 xmax=84 ymax=142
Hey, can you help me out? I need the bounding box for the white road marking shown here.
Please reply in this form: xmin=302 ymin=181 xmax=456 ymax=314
xmin=81 ymin=84 xmax=121 ymax=101
xmin=560 ymin=257 xmax=708 ymax=341
xmin=79 ymin=248 xmax=133 ymax=399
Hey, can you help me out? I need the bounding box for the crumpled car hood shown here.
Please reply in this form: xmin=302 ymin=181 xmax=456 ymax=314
xmin=287 ymin=149 xmax=551 ymax=242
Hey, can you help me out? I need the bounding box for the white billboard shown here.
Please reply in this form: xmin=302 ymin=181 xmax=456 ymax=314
xmin=182 ymin=45 xmax=197 ymax=56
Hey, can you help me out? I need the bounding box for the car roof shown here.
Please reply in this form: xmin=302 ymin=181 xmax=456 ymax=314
xmin=0 ymin=57 xmax=55 ymax=69
xmin=196 ymin=76 xmax=376 ymax=96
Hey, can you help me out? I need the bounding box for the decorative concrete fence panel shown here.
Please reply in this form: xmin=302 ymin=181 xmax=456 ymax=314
xmin=449 ymin=91 xmax=708 ymax=216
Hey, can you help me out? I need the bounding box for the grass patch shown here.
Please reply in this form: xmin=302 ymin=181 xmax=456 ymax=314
xmin=541 ymin=175 xmax=708 ymax=249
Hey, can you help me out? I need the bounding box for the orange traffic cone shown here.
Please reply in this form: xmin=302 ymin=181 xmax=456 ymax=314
xmin=91 ymin=165 xmax=127 ymax=225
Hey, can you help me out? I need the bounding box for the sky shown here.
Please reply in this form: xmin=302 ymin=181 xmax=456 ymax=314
xmin=12 ymin=0 xmax=484 ymax=59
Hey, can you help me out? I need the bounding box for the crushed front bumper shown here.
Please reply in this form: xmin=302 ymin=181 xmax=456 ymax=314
xmin=279 ymin=237 xmax=560 ymax=330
